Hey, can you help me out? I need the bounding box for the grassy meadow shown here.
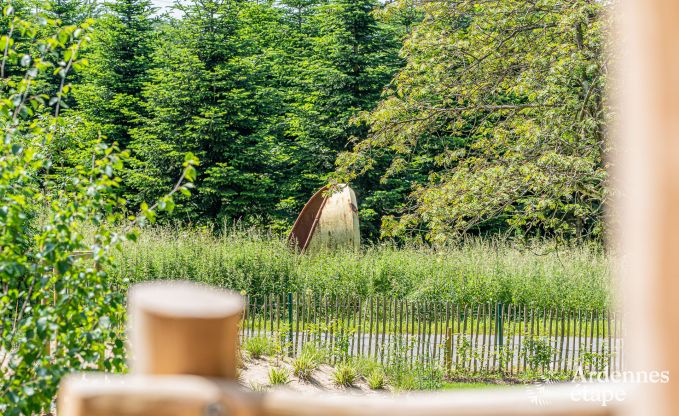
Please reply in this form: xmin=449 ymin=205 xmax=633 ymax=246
xmin=108 ymin=227 xmax=613 ymax=311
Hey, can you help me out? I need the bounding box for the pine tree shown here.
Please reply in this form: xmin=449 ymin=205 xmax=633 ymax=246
xmin=73 ymin=0 xmax=155 ymax=146
xmin=45 ymin=0 xmax=99 ymax=25
xmin=308 ymin=0 xmax=401 ymax=236
xmin=128 ymin=0 xmax=288 ymax=221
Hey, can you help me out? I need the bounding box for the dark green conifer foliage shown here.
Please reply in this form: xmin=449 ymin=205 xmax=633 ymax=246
xmin=45 ymin=0 xmax=99 ymax=25
xmin=128 ymin=0 xmax=288 ymax=221
xmin=74 ymin=0 xmax=155 ymax=146
xmin=277 ymin=0 xmax=401 ymax=232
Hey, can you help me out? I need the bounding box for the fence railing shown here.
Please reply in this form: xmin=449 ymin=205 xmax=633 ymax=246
xmin=240 ymin=293 xmax=625 ymax=375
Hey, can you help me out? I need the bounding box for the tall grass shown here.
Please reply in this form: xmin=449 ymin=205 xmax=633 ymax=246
xmin=108 ymin=227 xmax=612 ymax=310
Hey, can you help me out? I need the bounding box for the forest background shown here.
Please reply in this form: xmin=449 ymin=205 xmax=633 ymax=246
xmin=26 ymin=0 xmax=607 ymax=244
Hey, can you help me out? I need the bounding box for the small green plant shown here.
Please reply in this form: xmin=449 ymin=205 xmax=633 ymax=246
xmin=455 ymin=335 xmax=473 ymax=370
xmin=333 ymin=363 xmax=357 ymax=387
xmin=390 ymin=371 xmax=417 ymax=391
xmin=352 ymin=357 xmax=381 ymax=377
xmin=271 ymin=323 xmax=293 ymax=358
xmin=523 ymin=336 xmax=554 ymax=371
xmin=579 ymin=344 xmax=611 ymax=375
xmin=243 ymin=337 xmax=273 ymax=359
xmin=366 ymin=369 xmax=386 ymax=390
xmin=300 ymin=342 xmax=326 ymax=363
xmin=249 ymin=382 xmax=268 ymax=392
xmin=268 ymin=366 xmax=289 ymax=385
xmin=293 ymin=353 xmax=319 ymax=381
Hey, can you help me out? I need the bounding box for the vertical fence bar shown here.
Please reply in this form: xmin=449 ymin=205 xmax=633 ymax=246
xmin=613 ymin=311 xmax=618 ymax=373
xmin=494 ymin=302 xmax=503 ymax=372
xmin=304 ymin=292 xmax=310 ymax=346
xmin=606 ymin=309 xmax=613 ymax=376
xmin=404 ymin=299 xmax=410 ymax=363
xmin=445 ymin=301 xmax=451 ymax=366
xmin=375 ymin=296 xmax=382 ymax=362
xmin=268 ymin=294 xmax=274 ymax=336
xmin=241 ymin=294 xmax=248 ymax=340
xmin=275 ymin=294 xmax=281 ymax=338
xmin=473 ymin=304 xmax=480 ymax=373
xmin=357 ymin=298 xmax=363 ymax=357
xmin=287 ymin=293 xmax=293 ymax=356
xmin=428 ymin=301 xmax=434 ymax=362
xmin=588 ymin=309 xmax=595 ymax=373
xmin=416 ymin=302 xmax=422 ymax=365
xmin=564 ymin=309 xmax=571 ymax=373
xmin=508 ymin=304 xmax=516 ymax=374
xmin=352 ymin=295 xmax=358 ymax=358
xmin=260 ymin=295 xmax=266 ymax=338
xmin=576 ymin=309 xmax=583 ymax=371
xmin=445 ymin=326 xmax=452 ymax=374
xmin=462 ymin=305 xmax=469 ymax=371
xmin=379 ymin=296 xmax=386 ymax=363
xmin=527 ymin=307 xmax=535 ymax=370
xmin=391 ymin=297 xmax=397 ymax=363
xmin=250 ymin=297 xmax=257 ymax=339
xmin=482 ymin=303 xmax=489 ymax=372
xmin=598 ymin=308 xmax=604 ymax=371
xmin=334 ymin=295 xmax=341 ymax=364
xmin=433 ymin=302 xmax=439 ymax=364
xmin=558 ymin=308 xmax=565 ymax=372
xmin=294 ymin=293 xmax=300 ymax=355
xmin=409 ymin=300 xmax=415 ymax=366
xmin=368 ymin=297 xmax=374 ymax=358
xmin=518 ymin=305 xmax=524 ymax=374
xmin=620 ymin=309 xmax=625 ymax=371
xmin=387 ymin=297 xmax=394 ymax=363
xmin=398 ymin=298 xmax=404 ymax=363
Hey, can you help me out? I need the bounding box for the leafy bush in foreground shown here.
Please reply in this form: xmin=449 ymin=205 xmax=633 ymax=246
xmin=0 ymin=9 xmax=197 ymax=414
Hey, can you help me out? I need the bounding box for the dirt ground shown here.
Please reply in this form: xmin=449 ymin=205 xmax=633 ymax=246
xmin=239 ymin=357 xmax=387 ymax=394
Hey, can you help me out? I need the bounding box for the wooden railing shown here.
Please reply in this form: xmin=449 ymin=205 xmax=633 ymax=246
xmin=58 ymin=281 xmax=621 ymax=416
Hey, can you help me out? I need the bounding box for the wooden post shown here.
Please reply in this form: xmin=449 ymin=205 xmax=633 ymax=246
xmin=128 ymin=281 xmax=243 ymax=379
xmin=444 ymin=327 xmax=452 ymax=375
xmin=58 ymin=374 xmax=259 ymax=416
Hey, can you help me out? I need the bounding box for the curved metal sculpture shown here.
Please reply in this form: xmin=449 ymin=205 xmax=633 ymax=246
xmin=288 ymin=184 xmax=360 ymax=252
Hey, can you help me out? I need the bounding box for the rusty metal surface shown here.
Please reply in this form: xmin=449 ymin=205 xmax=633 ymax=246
xmin=289 ymin=185 xmax=360 ymax=252
xmin=288 ymin=186 xmax=329 ymax=252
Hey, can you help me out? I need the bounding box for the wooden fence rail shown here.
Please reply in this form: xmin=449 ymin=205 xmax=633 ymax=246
xmin=240 ymin=294 xmax=624 ymax=375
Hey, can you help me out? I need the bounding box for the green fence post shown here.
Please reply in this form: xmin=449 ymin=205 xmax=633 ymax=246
xmin=496 ymin=302 xmax=504 ymax=370
xmin=288 ymin=292 xmax=293 ymax=356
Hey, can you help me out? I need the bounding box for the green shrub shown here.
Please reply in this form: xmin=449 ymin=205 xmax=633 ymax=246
xmin=243 ymin=337 xmax=273 ymax=359
xmin=351 ymin=357 xmax=380 ymax=377
xmin=366 ymin=370 xmax=386 ymax=390
xmin=300 ymin=343 xmax=326 ymax=364
xmin=0 ymin=11 xmax=198 ymax=415
xmin=523 ymin=337 xmax=555 ymax=371
xmin=386 ymin=362 xmax=444 ymax=391
xmin=333 ymin=363 xmax=357 ymax=387
xmin=390 ymin=371 xmax=417 ymax=391
xmin=268 ymin=366 xmax=290 ymax=385
xmin=293 ymin=350 xmax=321 ymax=381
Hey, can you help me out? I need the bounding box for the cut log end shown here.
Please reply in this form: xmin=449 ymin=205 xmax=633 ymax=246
xmin=128 ymin=281 xmax=244 ymax=379
xmin=130 ymin=281 xmax=244 ymax=318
